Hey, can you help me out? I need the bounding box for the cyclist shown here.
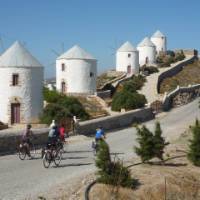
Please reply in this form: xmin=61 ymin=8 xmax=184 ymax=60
xmin=21 ymin=124 xmax=34 ymax=158
xmin=47 ymin=124 xmax=59 ymax=147
xmin=59 ymin=124 xmax=66 ymax=142
xmin=95 ymin=126 xmax=105 ymax=142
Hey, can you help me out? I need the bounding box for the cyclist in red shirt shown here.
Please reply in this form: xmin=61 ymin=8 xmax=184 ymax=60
xmin=59 ymin=124 xmax=65 ymax=142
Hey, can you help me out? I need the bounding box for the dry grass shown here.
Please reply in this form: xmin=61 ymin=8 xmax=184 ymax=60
xmin=97 ymin=71 xmax=125 ymax=89
xmin=160 ymin=60 xmax=200 ymax=93
xmin=77 ymin=96 xmax=108 ymax=119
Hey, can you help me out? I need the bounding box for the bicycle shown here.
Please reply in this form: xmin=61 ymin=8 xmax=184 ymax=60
xmin=92 ymin=140 xmax=98 ymax=155
xmin=42 ymin=143 xmax=62 ymax=168
xmin=18 ymin=141 xmax=36 ymax=160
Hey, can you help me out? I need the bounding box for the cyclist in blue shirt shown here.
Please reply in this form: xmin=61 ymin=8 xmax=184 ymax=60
xmin=95 ymin=126 xmax=105 ymax=142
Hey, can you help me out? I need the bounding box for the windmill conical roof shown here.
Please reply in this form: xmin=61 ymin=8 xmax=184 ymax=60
xmin=151 ymin=30 xmax=166 ymax=38
xmin=137 ymin=37 xmax=155 ymax=47
xmin=117 ymin=41 xmax=137 ymax=52
xmin=0 ymin=41 xmax=43 ymax=67
xmin=57 ymin=45 xmax=96 ymax=60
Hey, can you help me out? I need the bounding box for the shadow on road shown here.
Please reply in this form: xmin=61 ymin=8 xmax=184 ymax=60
xmin=110 ymin=152 xmax=125 ymax=155
xmin=55 ymin=162 xmax=92 ymax=168
xmin=66 ymin=150 xmax=92 ymax=153
xmin=62 ymin=156 xmax=88 ymax=160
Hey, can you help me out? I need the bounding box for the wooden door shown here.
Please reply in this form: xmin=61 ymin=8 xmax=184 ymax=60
xmin=61 ymin=81 xmax=66 ymax=94
xmin=127 ymin=65 xmax=131 ymax=74
xmin=11 ymin=103 xmax=20 ymax=124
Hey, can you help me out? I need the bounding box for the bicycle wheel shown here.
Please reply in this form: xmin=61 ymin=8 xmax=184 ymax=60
xmin=54 ymin=150 xmax=62 ymax=167
xmin=29 ymin=143 xmax=36 ymax=159
xmin=43 ymin=151 xmax=51 ymax=168
xmin=18 ymin=145 xmax=26 ymax=160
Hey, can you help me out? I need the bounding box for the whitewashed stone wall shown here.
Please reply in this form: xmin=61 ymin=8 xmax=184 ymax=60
xmin=56 ymin=59 xmax=97 ymax=94
xmin=116 ymin=51 xmax=139 ymax=74
xmin=0 ymin=67 xmax=43 ymax=124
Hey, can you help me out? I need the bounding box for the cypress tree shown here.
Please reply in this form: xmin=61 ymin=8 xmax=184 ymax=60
xmin=95 ymin=140 xmax=134 ymax=188
xmin=135 ymin=125 xmax=154 ymax=163
xmin=187 ymin=119 xmax=200 ymax=166
xmin=95 ymin=140 xmax=111 ymax=183
xmin=153 ymin=122 xmax=169 ymax=161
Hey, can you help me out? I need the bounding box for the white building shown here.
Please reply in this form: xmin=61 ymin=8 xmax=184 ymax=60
xmin=137 ymin=37 xmax=156 ymax=66
xmin=151 ymin=30 xmax=167 ymax=54
xmin=116 ymin=41 xmax=139 ymax=75
xmin=0 ymin=41 xmax=43 ymax=124
xmin=56 ymin=45 xmax=97 ymax=95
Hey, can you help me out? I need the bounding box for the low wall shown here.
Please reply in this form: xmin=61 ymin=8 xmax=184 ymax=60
xmin=157 ymin=55 xmax=197 ymax=93
xmin=96 ymin=90 xmax=111 ymax=99
xmin=0 ymin=128 xmax=49 ymax=154
xmin=77 ymin=107 xmax=154 ymax=135
xmin=0 ymin=108 xmax=154 ymax=154
xmin=99 ymin=73 xmax=126 ymax=90
xmin=162 ymin=84 xmax=200 ymax=111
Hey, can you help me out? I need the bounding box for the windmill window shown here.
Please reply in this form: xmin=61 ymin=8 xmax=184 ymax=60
xmin=128 ymin=53 xmax=131 ymax=58
xmin=61 ymin=63 xmax=65 ymax=71
xmin=12 ymin=74 xmax=19 ymax=86
xmin=90 ymin=72 xmax=94 ymax=77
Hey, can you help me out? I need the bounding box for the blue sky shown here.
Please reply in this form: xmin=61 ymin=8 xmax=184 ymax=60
xmin=0 ymin=0 xmax=199 ymax=78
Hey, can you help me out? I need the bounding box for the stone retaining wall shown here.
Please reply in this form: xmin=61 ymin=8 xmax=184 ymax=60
xmin=162 ymin=84 xmax=200 ymax=111
xmin=77 ymin=107 xmax=154 ymax=135
xmin=157 ymin=55 xmax=197 ymax=93
xmin=96 ymin=90 xmax=111 ymax=99
xmin=0 ymin=128 xmax=49 ymax=154
xmin=0 ymin=107 xmax=154 ymax=154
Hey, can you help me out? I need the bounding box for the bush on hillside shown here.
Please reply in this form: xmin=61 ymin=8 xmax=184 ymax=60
xmin=140 ymin=66 xmax=159 ymax=75
xmin=166 ymin=50 xmax=175 ymax=57
xmin=187 ymin=119 xmax=200 ymax=166
xmin=157 ymin=50 xmax=185 ymax=68
xmin=111 ymin=91 xmax=147 ymax=111
xmin=96 ymin=140 xmax=134 ymax=188
xmin=123 ymin=81 xmax=138 ymax=93
xmin=41 ymin=87 xmax=89 ymax=124
xmin=43 ymin=87 xmax=62 ymax=103
xmin=174 ymin=51 xmax=185 ymax=62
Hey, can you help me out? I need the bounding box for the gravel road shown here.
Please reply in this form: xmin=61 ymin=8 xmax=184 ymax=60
xmin=0 ymin=99 xmax=200 ymax=200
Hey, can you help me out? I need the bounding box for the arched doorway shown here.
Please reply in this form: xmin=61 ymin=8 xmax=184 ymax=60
xmin=61 ymin=81 xmax=66 ymax=94
xmin=127 ymin=65 xmax=131 ymax=74
xmin=11 ymin=103 xmax=20 ymax=124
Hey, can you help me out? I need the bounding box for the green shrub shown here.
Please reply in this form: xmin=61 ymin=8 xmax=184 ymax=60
xmin=157 ymin=50 xmax=185 ymax=68
xmin=111 ymin=91 xmax=147 ymax=111
xmin=43 ymin=87 xmax=62 ymax=103
xmin=153 ymin=122 xmax=169 ymax=160
xmin=135 ymin=122 xmax=168 ymax=162
xmin=135 ymin=125 xmax=155 ymax=163
xmin=123 ymin=81 xmax=137 ymax=93
xmin=96 ymin=140 xmax=134 ymax=188
xmin=166 ymin=50 xmax=175 ymax=57
xmin=175 ymin=51 xmax=185 ymax=62
xmin=187 ymin=119 xmax=200 ymax=166
xmin=41 ymin=88 xmax=89 ymax=124
xmin=141 ymin=66 xmax=159 ymax=74
xmin=130 ymin=75 xmax=146 ymax=90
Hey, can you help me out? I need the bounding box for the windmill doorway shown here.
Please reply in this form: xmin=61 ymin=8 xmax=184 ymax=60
xmin=61 ymin=81 xmax=66 ymax=94
xmin=127 ymin=65 xmax=131 ymax=74
xmin=11 ymin=103 xmax=20 ymax=124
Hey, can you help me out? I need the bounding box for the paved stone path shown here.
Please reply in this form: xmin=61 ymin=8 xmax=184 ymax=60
xmin=139 ymin=56 xmax=193 ymax=103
